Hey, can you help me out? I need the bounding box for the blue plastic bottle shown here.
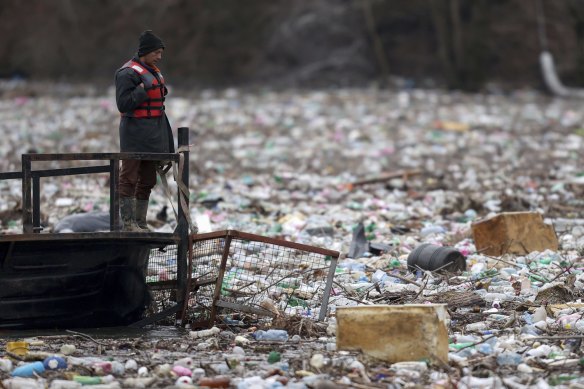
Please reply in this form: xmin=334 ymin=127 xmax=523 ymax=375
xmin=496 ymin=352 xmax=522 ymax=366
xmin=12 ymin=361 xmax=45 ymax=377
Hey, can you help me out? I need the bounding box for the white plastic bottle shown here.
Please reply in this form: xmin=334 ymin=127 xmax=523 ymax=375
xmin=254 ymin=329 xmax=289 ymax=341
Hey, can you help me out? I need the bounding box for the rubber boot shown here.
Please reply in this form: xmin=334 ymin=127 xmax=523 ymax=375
xmin=135 ymin=199 xmax=151 ymax=232
xmin=120 ymin=196 xmax=141 ymax=232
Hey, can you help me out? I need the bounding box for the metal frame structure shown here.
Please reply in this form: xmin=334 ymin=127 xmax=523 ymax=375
xmin=0 ymin=127 xmax=191 ymax=326
xmin=184 ymin=230 xmax=340 ymax=327
xmin=0 ymin=127 xmax=341 ymax=328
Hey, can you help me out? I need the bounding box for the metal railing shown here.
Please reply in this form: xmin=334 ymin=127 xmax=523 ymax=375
xmin=0 ymin=127 xmax=192 ymax=325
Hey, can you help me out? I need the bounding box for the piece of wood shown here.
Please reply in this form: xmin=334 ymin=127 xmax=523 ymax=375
xmin=336 ymin=304 xmax=449 ymax=364
xmin=348 ymin=169 xmax=422 ymax=189
xmin=471 ymin=212 xmax=558 ymax=256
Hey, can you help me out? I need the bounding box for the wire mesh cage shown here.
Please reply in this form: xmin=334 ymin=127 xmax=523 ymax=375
xmin=183 ymin=230 xmax=339 ymax=328
xmin=146 ymin=244 xmax=179 ymax=324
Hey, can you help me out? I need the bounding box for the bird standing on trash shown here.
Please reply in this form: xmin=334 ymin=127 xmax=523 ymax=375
xmin=115 ymin=30 xmax=175 ymax=231
xmin=156 ymin=205 xmax=168 ymax=223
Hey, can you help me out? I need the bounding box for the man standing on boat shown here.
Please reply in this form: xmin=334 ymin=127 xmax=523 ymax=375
xmin=115 ymin=30 xmax=174 ymax=231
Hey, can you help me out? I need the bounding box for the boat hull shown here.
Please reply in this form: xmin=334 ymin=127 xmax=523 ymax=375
xmin=0 ymin=233 xmax=177 ymax=329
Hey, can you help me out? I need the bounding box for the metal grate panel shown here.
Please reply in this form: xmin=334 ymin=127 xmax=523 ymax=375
xmin=146 ymin=244 xmax=179 ymax=323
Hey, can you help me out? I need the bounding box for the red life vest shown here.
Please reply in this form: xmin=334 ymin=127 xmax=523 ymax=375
xmin=120 ymin=60 xmax=165 ymax=118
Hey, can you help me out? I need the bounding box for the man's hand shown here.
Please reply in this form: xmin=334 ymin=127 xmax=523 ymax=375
xmin=157 ymin=161 xmax=172 ymax=174
xmin=139 ymin=83 xmax=144 ymax=88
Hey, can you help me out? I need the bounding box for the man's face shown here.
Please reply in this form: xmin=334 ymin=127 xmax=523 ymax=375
xmin=141 ymin=48 xmax=164 ymax=67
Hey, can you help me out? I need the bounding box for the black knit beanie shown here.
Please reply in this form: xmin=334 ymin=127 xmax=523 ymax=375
xmin=138 ymin=30 xmax=165 ymax=57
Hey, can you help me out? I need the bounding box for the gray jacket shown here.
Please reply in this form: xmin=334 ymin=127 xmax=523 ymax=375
xmin=115 ymin=60 xmax=174 ymax=154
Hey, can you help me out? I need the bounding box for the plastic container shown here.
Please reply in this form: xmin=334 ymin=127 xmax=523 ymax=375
xmin=254 ymin=329 xmax=289 ymax=342
xmin=73 ymin=375 xmax=113 ymax=385
xmin=192 ymin=367 xmax=206 ymax=380
xmin=190 ymin=326 xmax=220 ymax=339
xmin=476 ymin=343 xmax=493 ymax=354
xmin=407 ymin=244 xmax=466 ymax=273
xmin=197 ymin=377 xmax=231 ymax=388
xmin=6 ymin=341 xmax=29 ymax=356
xmin=268 ymin=351 xmax=281 ymax=363
xmin=3 ymin=377 xmax=46 ymax=389
xmin=0 ymin=358 xmax=13 ymax=372
xmin=12 ymin=361 xmax=45 ymax=377
xmin=176 ymin=376 xmax=193 ymax=386
xmin=172 ymin=365 xmax=192 ymax=377
xmin=49 ymin=380 xmax=83 ymax=389
xmin=465 ymin=321 xmax=487 ymax=332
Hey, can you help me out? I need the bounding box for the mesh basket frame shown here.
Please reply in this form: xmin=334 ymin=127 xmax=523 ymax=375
xmin=184 ymin=230 xmax=339 ymax=328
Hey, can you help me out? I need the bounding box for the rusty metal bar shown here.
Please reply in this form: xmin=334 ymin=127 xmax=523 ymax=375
xmin=209 ymin=234 xmax=233 ymax=325
xmin=192 ymin=277 xmax=217 ymax=287
xmin=0 ymin=232 xmax=178 ymax=243
xmin=319 ymin=254 xmax=338 ymax=321
xmin=188 ymin=230 xmax=231 ymax=241
xmin=191 ymin=230 xmax=340 ymax=257
xmin=32 ymin=176 xmax=41 ymax=232
xmin=180 ymin=234 xmax=196 ymax=323
xmin=228 ymin=230 xmax=340 ymax=257
xmin=176 ymin=127 xmax=190 ymax=324
xmin=110 ymin=159 xmax=120 ymax=231
xmin=31 ymin=165 xmax=110 ymax=178
xmin=24 ymin=152 xmax=179 ymax=162
xmin=22 ymin=155 xmax=32 ymax=233
xmin=148 ymin=280 xmax=178 ymax=290
xmin=0 ymin=172 xmax=23 ymax=180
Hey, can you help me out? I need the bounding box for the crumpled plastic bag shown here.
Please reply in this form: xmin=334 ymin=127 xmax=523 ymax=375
xmin=54 ymin=212 xmax=119 ymax=233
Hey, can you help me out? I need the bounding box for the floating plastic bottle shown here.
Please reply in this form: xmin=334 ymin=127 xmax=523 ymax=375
xmin=172 ymin=365 xmax=192 ymax=377
xmin=60 ymin=344 xmax=76 ymax=355
xmin=192 ymin=367 xmax=206 ymax=380
xmin=267 ymin=351 xmax=281 ymax=364
xmin=496 ymin=352 xmax=522 ymax=366
xmin=176 ymin=376 xmax=193 ymax=386
xmin=254 ymin=329 xmax=289 ymax=342
xmin=124 ymin=359 xmax=138 ymax=371
xmin=465 ymin=321 xmax=487 ymax=332
xmin=0 ymin=358 xmax=13 ymax=372
xmin=49 ymin=380 xmax=83 ymax=389
xmin=3 ymin=377 xmax=46 ymax=389
xmin=190 ymin=326 xmax=220 ymax=339
xmin=476 ymin=343 xmax=493 ymax=354
xmin=420 ymin=225 xmax=446 ymax=237
xmin=372 ymin=269 xmax=388 ymax=285
xmin=197 ymin=376 xmax=231 ymax=388
xmin=11 ymin=361 xmax=45 ymax=377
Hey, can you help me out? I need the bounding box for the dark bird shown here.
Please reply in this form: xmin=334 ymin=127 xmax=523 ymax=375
xmin=156 ymin=205 xmax=168 ymax=222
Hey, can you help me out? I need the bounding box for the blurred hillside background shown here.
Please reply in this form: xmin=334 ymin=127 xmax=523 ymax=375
xmin=1 ymin=0 xmax=584 ymax=91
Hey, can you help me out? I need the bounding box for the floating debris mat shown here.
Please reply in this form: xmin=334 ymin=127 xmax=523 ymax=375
xmin=183 ymin=230 xmax=340 ymax=328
